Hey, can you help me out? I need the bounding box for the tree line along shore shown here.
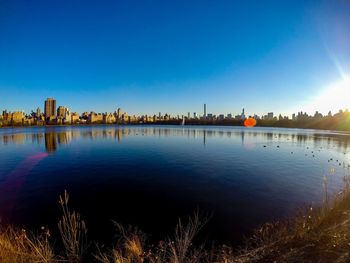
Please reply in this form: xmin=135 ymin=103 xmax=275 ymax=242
xmin=1 ymin=113 xmax=350 ymax=133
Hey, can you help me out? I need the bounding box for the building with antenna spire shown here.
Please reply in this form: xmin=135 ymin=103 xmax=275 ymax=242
xmin=241 ymin=108 xmax=245 ymax=119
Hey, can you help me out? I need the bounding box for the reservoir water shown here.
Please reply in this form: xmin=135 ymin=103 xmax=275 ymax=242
xmin=0 ymin=125 xmax=350 ymax=245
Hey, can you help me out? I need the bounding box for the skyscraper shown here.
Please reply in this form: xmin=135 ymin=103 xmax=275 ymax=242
xmin=57 ymin=106 xmax=66 ymax=117
xmin=44 ymin=98 xmax=56 ymax=118
xmin=204 ymin=104 xmax=206 ymax=118
xmin=241 ymin=108 xmax=245 ymax=120
xmin=36 ymin=107 xmax=41 ymax=117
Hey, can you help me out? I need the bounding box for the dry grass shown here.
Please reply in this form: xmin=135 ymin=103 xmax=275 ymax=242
xmin=58 ymin=190 xmax=87 ymax=262
xmin=94 ymin=211 xmax=209 ymax=263
xmin=2 ymin=188 xmax=350 ymax=262
xmin=0 ymin=190 xmax=87 ymax=263
xmin=234 ymin=186 xmax=350 ymax=263
xmin=0 ymin=225 xmax=55 ymax=262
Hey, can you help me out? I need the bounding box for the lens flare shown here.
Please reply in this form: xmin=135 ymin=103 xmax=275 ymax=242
xmin=302 ymin=75 xmax=350 ymax=115
xmin=0 ymin=152 xmax=48 ymax=219
xmin=244 ymin=118 xmax=257 ymax=127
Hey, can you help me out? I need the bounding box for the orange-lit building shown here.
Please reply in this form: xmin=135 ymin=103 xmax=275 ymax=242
xmin=44 ymin=98 xmax=56 ymax=118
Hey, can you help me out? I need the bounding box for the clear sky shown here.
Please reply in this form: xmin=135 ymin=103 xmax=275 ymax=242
xmin=0 ymin=0 xmax=350 ymax=117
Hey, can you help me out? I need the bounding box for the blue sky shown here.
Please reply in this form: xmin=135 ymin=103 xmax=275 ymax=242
xmin=0 ymin=0 xmax=349 ymax=116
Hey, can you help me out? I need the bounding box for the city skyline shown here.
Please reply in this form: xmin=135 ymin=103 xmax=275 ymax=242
xmin=2 ymin=97 xmax=348 ymax=120
xmin=1 ymin=97 xmax=348 ymax=125
xmin=0 ymin=1 xmax=350 ymax=116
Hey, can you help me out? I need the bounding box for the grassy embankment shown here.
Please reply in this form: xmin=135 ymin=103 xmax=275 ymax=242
xmin=2 ymin=186 xmax=350 ymax=262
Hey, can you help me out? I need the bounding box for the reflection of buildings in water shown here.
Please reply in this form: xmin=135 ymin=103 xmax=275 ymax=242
xmin=192 ymin=129 xmax=196 ymax=139
xmin=78 ymin=128 xmax=129 ymax=142
xmin=2 ymin=133 xmax=26 ymax=145
xmin=32 ymin=133 xmax=44 ymax=145
xmin=117 ymin=128 xmax=122 ymax=142
xmin=203 ymin=129 xmax=206 ymax=145
xmin=3 ymin=127 xmax=350 ymax=153
xmin=266 ymin=132 xmax=273 ymax=140
xmin=71 ymin=130 xmax=81 ymax=140
xmin=45 ymin=133 xmax=57 ymax=153
xmin=241 ymin=131 xmax=245 ymax=145
xmin=57 ymin=132 xmax=71 ymax=145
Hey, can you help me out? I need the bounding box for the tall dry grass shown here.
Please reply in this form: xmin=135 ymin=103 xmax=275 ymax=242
xmin=2 ymin=186 xmax=350 ymax=262
xmin=58 ymin=190 xmax=87 ymax=262
xmin=0 ymin=225 xmax=54 ymax=262
xmin=234 ymin=184 xmax=350 ymax=262
xmin=94 ymin=211 xmax=210 ymax=263
xmin=0 ymin=190 xmax=87 ymax=263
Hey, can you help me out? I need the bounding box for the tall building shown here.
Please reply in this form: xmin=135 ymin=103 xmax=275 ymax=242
xmin=116 ymin=108 xmax=124 ymax=120
xmin=11 ymin=112 xmax=25 ymax=123
xmin=57 ymin=106 xmax=66 ymax=117
xmin=241 ymin=108 xmax=246 ymax=119
xmin=64 ymin=108 xmax=71 ymax=123
xmin=267 ymin=112 xmax=274 ymax=120
xmin=2 ymin=110 xmax=8 ymax=121
xmin=36 ymin=107 xmax=41 ymax=117
xmin=204 ymin=104 xmax=206 ymax=118
xmin=44 ymin=98 xmax=56 ymax=118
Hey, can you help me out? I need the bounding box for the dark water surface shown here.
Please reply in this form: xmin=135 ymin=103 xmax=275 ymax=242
xmin=1 ymin=125 xmax=350 ymax=245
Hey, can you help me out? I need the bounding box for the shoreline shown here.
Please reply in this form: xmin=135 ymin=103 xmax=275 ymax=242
xmin=1 ymin=185 xmax=350 ymax=262
xmin=1 ymin=122 xmax=350 ymax=134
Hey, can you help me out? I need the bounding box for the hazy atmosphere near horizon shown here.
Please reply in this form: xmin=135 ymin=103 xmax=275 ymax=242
xmin=2 ymin=1 xmax=350 ymax=263
xmin=1 ymin=0 xmax=350 ymax=116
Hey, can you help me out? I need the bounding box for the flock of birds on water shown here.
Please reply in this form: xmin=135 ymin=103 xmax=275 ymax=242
xmin=261 ymin=136 xmax=350 ymax=173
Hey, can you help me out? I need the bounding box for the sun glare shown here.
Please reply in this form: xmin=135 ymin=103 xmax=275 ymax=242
xmin=309 ymin=76 xmax=350 ymax=114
